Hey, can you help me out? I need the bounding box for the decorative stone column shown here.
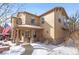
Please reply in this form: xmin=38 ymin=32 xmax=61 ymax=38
xmin=11 ymin=29 xmax=14 ymax=42
xmin=21 ymin=30 xmax=24 ymax=42
xmin=16 ymin=29 xmax=20 ymax=44
xmin=30 ymin=30 xmax=34 ymax=43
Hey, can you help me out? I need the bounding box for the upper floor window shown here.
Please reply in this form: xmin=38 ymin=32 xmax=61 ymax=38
xmin=64 ymin=22 xmax=67 ymax=26
xmin=31 ymin=17 xmax=35 ymax=25
xmin=16 ymin=18 xmax=22 ymax=25
xmin=58 ymin=18 xmax=61 ymax=23
xmin=40 ymin=17 xmax=45 ymax=24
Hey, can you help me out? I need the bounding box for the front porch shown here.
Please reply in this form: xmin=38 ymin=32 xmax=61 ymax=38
xmin=11 ymin=25 xmax=44 ymax=43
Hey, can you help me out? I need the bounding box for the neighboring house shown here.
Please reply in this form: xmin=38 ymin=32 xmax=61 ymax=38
xmin=11 ymin=7 xmax=69 ymax=44
xmin=0 ymin=26 xmax=3 ymax=40
xmin=0 ymin=26 xmax=4 ymax=33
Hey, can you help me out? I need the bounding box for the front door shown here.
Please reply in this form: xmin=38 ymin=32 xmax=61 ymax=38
xmin=22 ymin=30 xmax=37 ymax=43
xmin=24 ymin=31 xmax=30 ymax=43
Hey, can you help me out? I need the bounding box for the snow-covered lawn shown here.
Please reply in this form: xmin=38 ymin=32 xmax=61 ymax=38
xmin=0 ymin=41 xmax=25 ymax=55
xmin=0 ymin=45 xmax=25 ymax=55
xmin=50 ymin=46 xmax=79 ymax=55
xmin=31 ymin=42 xmax=79 ymax=55
xmin=31 ymin=42 xmax=57 ymax=55
xmin=0 ymin=41 xmax=79 ymax=55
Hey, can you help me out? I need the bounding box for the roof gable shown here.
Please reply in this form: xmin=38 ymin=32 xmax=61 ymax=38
xmin=39 ymin=7 xmax=69 ymax=19
xmin=17 ymin=7 xmax=69 ymax=19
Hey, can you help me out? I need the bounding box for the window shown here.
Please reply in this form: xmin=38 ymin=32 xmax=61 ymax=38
xmin=16 ymin=18 xmax=22 ymax=25
xmin=33 ymin=32 xmax=36 ymax=38
xmin=46 ymin=31 xmax=49 ymax=33
xmin=41 ymin=17 xmax=45 ymax=24
xmin=31 ymin=19 xmax=35 ymax=25
xmin=58 ymin=18 xmax=61 ymax=23
xmin=24 ymin=31 xmax=29 ymax=38
xmin=62 ymin=27 xmax=67 ymax=31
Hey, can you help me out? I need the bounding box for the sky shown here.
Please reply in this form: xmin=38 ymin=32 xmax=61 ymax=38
xmin=12 ymin=3 xmax=79 ymax=17
xmin=0 ymin=3 xmax=79 ymax=27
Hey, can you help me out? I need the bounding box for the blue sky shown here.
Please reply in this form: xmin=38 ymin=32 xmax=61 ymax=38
xmin=12 ymin=3 xmax=79 ymax=17
xmin=0 ymin=3 xmax=79 ymax=27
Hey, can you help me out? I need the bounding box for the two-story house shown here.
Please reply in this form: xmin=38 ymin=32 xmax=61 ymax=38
xmin=11 ymin=7 xmax=69 ymax=44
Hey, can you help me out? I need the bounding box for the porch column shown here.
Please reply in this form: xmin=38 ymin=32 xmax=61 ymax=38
xmin=30 ymin=30 xmax=34 ymax=43
xmin=11 ymin=29 xmax=16 ymax=42
xmin=20 ymin=30 xmax=24 ymax=42
xmin=11 ymin=29 xmax=14 ymax=41
xmin=16 ymin=29 xmax=20 ymax=43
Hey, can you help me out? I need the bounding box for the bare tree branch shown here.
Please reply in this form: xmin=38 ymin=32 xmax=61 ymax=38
xmin=0 ymin=3 xmax=22 ymax=25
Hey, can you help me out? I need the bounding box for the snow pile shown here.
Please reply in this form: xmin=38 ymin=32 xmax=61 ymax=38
xmin=0 ymin=45 xmax=25 ymax=55
xmin=9 ymin=45 xmax=25 ymax=55
xmin=0 ymin=41 xmax=79 ymax=55
xmin=49 ymin=46 xmax=79 ymax=55
xmin=0 ymin=41 xmax=16 ymax=46
xmin=0 ymin=41 xmax=25 ymax=55
xmin=31 ymin=43 xmax=57 ymax=55
xmin=0 ymin=45 xmax=9 ymax=48
xmin=31 ymin=43 xmax=57 ymax=50
xmin=31 ymin=43 xmax=79 ymax=55
xmin=3 ymin=41 xmax=16 ymax=46
xmin=32 ymin=49 xmax=48 ymax=55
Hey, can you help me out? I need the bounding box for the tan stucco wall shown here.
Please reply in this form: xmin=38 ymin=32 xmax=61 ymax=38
xmin=11 ymin=9 xmax=68 ymax=44
xmin=54 ymin=12 xmax=67 ymax=43
xmin=11 ymin=17 xmax=17 ymax=40
xmin=40 ymin=11 xmax=67 ymax=44
xmin=17 ymin=12 xmax=40 ymax=26
xmin=40 ymin=12 xmax=55 ymax=40
xmin=11 ymin=17 xmax=18 ymax=28
xmin=17 ymin=13 xmax=26 ymax=24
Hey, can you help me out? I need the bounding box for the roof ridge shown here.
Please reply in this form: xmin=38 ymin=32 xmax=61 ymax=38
xmin=17 ymin=7 xmax=68 ymax=18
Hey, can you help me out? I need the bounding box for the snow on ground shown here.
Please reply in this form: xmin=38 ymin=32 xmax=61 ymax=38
xmin=0 ymin=45 xmax=25 ymax=55
xmin=0 ymin=41 xmax=79 ymax=55
xmin=31 ymin=42 xmax=59 ymax=55
xmin=0 ymin=41 xmax=25 ymax=55
xmin=31 ymin=42 xmax=79 ymax=55
xmin=50 ymin=46 xmax=79 ymax=55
